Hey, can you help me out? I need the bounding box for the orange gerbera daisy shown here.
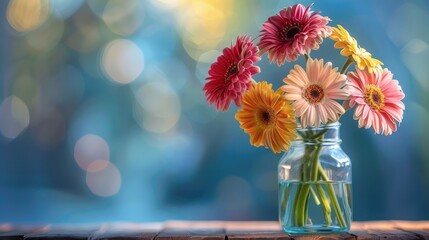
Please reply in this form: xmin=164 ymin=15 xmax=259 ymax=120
xmin=235 ymin=81 xmax=297 ymax=153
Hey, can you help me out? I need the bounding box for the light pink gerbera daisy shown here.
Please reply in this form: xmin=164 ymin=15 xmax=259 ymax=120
xmin=282 ymin=58 xmax=349 ymax=128
xmin=258 ymin=4 xmax=332 ymax=66
xmin=348 ymin=67 xmax=405 ymax=135
xmin=203 ymin=35 xmax=261 ymax=111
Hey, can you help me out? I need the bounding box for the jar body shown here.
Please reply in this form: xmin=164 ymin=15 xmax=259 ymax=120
xmin=278 ymin=122 xmax=352 ymax=234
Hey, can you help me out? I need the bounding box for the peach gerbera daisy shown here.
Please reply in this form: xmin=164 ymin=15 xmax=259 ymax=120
xmin=330 ymin=25 xmax=383 ymax=73
xmin=282 ymin=58 xmax=349 ymax=128
xmin=348 ymin=67 xmax=405 ymax=135
xmin=204 ymin=35 xmax=261 ymax=111
xmin=258 ymin=3 xmax=331 ymax=65
xmin=235 ymin=81 xmax=297 ymax=153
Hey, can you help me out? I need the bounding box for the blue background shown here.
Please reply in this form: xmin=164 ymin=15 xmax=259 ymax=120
xmin=0 ymin=0 xmax=428 ymax=223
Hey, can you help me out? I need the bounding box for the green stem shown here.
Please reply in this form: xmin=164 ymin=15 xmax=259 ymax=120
xmin=304 ymin=54 xmax=310 ymax=62
xmin=296 ymin=182 xmax=310 ymax=226
xmin=340 ymin=57 xmax=354 ymax=74
xmin=294 ymin=145 xmax=313 ymax=226
xmin=309 ymin=186 xmax=320 ymax=205
xmin=280 ymin=183 xmax=293 ymax=217
xmin=296 ymin=144 xmax=322 ymax=226
xmin=315 ymin=184 xmax=332 ymax=225
xmin=292 ymin=158 xmax=306 ymax=225
xmin=310 ymin=129 xmax=328 ymax=140
xmin=318 ymin=164 xmax=347 ymax=228
xmin=292 ymin=183 xmax=302 ymax=226
xmin=310 ymin=145 xmax=322 ymax=181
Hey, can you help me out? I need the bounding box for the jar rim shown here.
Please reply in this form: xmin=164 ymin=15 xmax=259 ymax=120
xmin=296 ymin=121 xmax=341 ymax=130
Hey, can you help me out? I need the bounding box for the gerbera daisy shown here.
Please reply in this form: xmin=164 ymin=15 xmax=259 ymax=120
xmin=330 ymin=25 xmax=383 ymax=73
xmin=235 ymin=81 xmax=297 ymax=153
xmin=282 ymin=58 xmax=349 ymax=128
xmin=203 ymin=35 xmax=261 ymax=111
xmin=258 ymin=3 xmax=331 ymax=65
xmin=347 ymin=67 xmax=405 ymax=135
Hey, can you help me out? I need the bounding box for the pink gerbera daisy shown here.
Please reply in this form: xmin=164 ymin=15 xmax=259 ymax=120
xmin=203 ymin=35 xmax=261 ymax=111
xmin=258 ymin=4 xmax=332 ymax=65
xmin=348 ymin=67 xmax=405 ymax=135
xmin=282 ymin=58 xmax=349 ymax=128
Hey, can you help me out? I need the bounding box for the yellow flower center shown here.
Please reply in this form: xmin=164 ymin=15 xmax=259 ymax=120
xmin=364 ymin=84 xmax=385 ymax=111
xmin=258 ymin=108 xmax=275 ymax=126
xmin=281 ymin=25 xmax=300 ymax=41
xmin=303 ymin=84 xmax=325 ymax=104
xmin=224 ymin=63 xmax=238 ymax=81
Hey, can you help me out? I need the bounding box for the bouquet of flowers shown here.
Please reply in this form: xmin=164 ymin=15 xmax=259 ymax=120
xmin=202 ymin=3 xmax=405 ymax=233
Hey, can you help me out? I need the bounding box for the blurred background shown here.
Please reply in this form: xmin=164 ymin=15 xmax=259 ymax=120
xmin=0 ymin=0 xmax=428 ymax=223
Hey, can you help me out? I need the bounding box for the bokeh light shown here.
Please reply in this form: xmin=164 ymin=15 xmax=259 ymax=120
xmin=101 ymin=39 xmax=145 ymax=84
xmin=133 ymin=78 xmax=181 ymax=133
xmin=74 ymin=134 xmax=110 ymax=171
xmin=0 ymin=96 xmax=30 ymax=139
xmin=150 ymin=0 xmax=182 ymax=10
xmin=86 ymin=161 xmax=121 ymax=197
xmin=65 ymin=8 xmax=101 ymax=53
xmin=7 ymin=0 xmax=51 ymax=32
xmin=102 ymin=0 xmax=144 ymax=36
xmin=25 ymin=18 xmax=64 ymax=51
xmin=50 ymin=0 xmax=85 ymax=20
xmin=177 ymin=1 xmax=232 ymax=60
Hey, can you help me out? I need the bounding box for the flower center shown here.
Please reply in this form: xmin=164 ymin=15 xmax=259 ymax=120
xmin=281 ymin=25 xmax=300 ymax=41
xmin=303 ymin=84 xmax=325 ymax=104
xmin=224 ymin=63 xmax=238 ymax=81
xmin=258 ymin=108 xmax=275 ymax=125
xmin=364 ymin=84 xmax=385 ymax=111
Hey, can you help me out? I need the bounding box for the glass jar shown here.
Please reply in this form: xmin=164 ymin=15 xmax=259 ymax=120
xmin=278 ymin=122 xmax=352 ymax=234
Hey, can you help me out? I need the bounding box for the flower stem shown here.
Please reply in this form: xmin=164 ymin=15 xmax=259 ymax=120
xmin=317 ymin=164 xmax=347 ymax=228
xmin=309 ymin=186 xmax=320 ymax=205
xmin=296 ymin=143 xmax=322 ymax=226
xmin=340 ymin=57 xmax=354 ymax=74
xmin=294 ymin=145 xmax=313 ymax=226
xmin=304 ymin=54 xmax=310 ymax=62
xmin=310 ymin=129 xmax=328 ymax=140
xmin=280 ymin=183 xmax=293 ymax=218
xmin=315 ymin=184 xmax=332 ymax=225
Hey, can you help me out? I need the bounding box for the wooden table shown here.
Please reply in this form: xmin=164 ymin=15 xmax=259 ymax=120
xmin=1 ymin=221 xmax=428 ymax=239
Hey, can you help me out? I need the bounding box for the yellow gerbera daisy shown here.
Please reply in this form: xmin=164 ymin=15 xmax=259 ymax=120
xmin=330 ymin=25 xmax=383 ymax=73
xmin=235 ymin=81 xmax=297 ymax=153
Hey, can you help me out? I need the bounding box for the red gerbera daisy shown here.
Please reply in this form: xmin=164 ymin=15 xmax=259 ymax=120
xmin=203 ymin=35 xmax=261 ymax=111
xmin=258 ymin=4 xmax=332 ymax=65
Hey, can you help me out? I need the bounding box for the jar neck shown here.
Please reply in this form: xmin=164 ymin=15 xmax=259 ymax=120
xmin=293 ymin=122 xmax=341 ymax=145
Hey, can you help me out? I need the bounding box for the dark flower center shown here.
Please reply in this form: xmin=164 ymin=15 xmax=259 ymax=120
xmin=364 ymin=84 xmax=385 ymax=111
xmin=282 ymin=26 xmax=300 ymax=41
xmin=259 ymin=109 xmax=275 ymax=125
xmin=304 ymin=84 xmax=324 ymax=104
xmin=224 ymin=63 xmax=238 ymax=81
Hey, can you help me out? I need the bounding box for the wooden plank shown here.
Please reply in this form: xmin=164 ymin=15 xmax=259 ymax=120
xmin=0 ymin=224 xmax=51 ymax=240
xmin=225 ymin=221 xmax=290 ymax=240
xmin=2 ymin=221 xmax=429 ymax=239
xmin=91 ymin=223 xmax=162 ymax=240
xmin=350 ymin=221 xmax=420 ymax=239
xmin=23 ymin=224 xmax=101 ymax=239
xmin=349 ymin=222 xmax=375 ymax=240
xmin=392 ymin=220 xmax=429 ymax=239
xmin=225 ymin=222 xmax=355 ymax=240
xmin=289 ymin=233 xmax=355 ymax=240
xmin=157 ymin=221 xmax=225 ymax=240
